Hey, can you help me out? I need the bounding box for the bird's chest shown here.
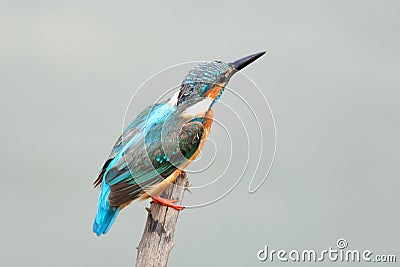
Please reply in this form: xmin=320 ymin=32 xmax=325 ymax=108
xmin=202 ymin=108 xmax=214 ymax=138
xmin=186 ymin=108 xmax=214 ymax=163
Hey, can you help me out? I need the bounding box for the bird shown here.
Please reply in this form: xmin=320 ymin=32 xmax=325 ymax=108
xmin=93 ymin=51 xmax=266 ymax=236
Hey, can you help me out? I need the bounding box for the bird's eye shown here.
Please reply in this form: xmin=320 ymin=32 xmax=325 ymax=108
xmin=217 ymin=75 xmax=226 ymax=83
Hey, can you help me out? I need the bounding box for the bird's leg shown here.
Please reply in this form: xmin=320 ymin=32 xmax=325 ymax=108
xmin=151 ymin=196 xmax=184 ymax=210
xmin=150 ymin=171 xmax=187 ymax=211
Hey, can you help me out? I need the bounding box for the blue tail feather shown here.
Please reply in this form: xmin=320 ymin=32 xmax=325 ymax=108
xmin=93 ymin=179 xmax=119 ymax=236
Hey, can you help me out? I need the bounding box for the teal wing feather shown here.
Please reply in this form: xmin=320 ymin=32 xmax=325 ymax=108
xmin=93 ymin=105 xmax=162 ymax=236
xmin=106 ymin=119 xmax=204 ymax=206
xmin=93 ymin=104 xmax=156 ymax=188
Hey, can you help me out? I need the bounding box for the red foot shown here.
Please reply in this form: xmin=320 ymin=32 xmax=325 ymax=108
xmin=151 ymin=196 xmax=185 ymax=210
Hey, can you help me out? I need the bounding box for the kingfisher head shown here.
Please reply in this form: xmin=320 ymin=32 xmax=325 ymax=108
xmin=168 ymin=51 xmax=266 ymax=116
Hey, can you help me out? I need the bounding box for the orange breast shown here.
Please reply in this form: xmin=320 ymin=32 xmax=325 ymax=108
xmin=205 ymin=84 xmax=223 ymax=100
xmin=187 ymin=108 xmax=214 ymax=161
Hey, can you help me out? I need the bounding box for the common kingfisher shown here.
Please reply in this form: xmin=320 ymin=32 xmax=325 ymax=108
xmin=93 ymin=51 xmax=266 ymax=236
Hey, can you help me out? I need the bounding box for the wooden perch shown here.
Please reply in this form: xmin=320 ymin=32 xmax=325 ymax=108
xmin=136 ymin=172 xmax=189 ymax=267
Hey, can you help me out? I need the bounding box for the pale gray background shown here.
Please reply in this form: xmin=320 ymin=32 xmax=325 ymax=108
xmin=1 ymin=0 xmax=399 ymax=266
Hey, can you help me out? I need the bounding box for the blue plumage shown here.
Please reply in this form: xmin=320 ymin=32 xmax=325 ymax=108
xmin=93 ymin=179 xmax=120 ymax=236
xmin=93 ymin=103 xmax=175 ymax=235
xmin=92 ymin=62 xmax=230 ymax=236
xmin=92 ymin=52 xmax=266 ymax=236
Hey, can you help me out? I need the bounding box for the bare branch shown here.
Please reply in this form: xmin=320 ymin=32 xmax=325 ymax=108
xmin=136 ymin=172 xmax=189 ymax=267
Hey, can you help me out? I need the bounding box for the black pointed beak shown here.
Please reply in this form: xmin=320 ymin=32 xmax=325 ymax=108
xmin=230 ymin=51 xmax=266 ymax=71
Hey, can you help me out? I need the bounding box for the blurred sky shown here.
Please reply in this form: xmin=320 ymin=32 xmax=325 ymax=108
xmin=1 ymin=1 xmax=399 ymax=266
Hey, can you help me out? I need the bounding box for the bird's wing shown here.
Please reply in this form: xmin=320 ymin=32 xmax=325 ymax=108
xmin=93 ymin=105 xmax=155 ymax=188
xmin=103 ymin=120 xmax=204 ymax=206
